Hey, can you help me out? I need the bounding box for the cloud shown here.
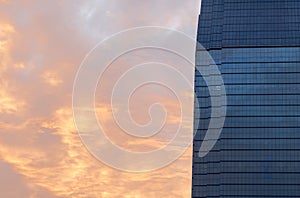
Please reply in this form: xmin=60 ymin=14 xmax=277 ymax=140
xmin=0 ymin=106 xmax=193 ymax=197
xmin=42 ymin=70 xmax=63 ymax=86
xmin=0 ymin=1 xmax=200 ymax=197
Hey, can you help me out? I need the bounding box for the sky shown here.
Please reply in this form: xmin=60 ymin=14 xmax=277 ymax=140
xmin=0 ymin=1 xmax=201 ymax=197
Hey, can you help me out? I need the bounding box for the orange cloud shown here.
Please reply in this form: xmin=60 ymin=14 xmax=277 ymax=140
xmin=42 ymin=71 xmax=63 ymax=86
xmin=0 ymin=23 xmax=26 ymax=114
xmin=0 ymin=89 xmax=25 ymax=114
xmin=0 ymin=106 xmax=193 ymax=197
xmin=0 ymin=1 xmax=199 ymax=197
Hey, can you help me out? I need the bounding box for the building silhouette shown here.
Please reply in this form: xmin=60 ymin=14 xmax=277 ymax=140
xmin=192 ymin=0 xmax=300 ymax=197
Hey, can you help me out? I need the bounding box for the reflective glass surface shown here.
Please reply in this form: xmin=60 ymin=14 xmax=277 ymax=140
xmin=192 ymin=0 xmax=300 ymax=197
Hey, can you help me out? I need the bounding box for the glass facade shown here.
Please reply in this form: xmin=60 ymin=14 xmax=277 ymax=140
xmin=192 ymin=0 xmax=300 ymax=197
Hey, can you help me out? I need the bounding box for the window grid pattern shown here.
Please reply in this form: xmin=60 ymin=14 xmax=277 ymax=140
xmin=192 ymin=0 xmax=300 ymax=197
